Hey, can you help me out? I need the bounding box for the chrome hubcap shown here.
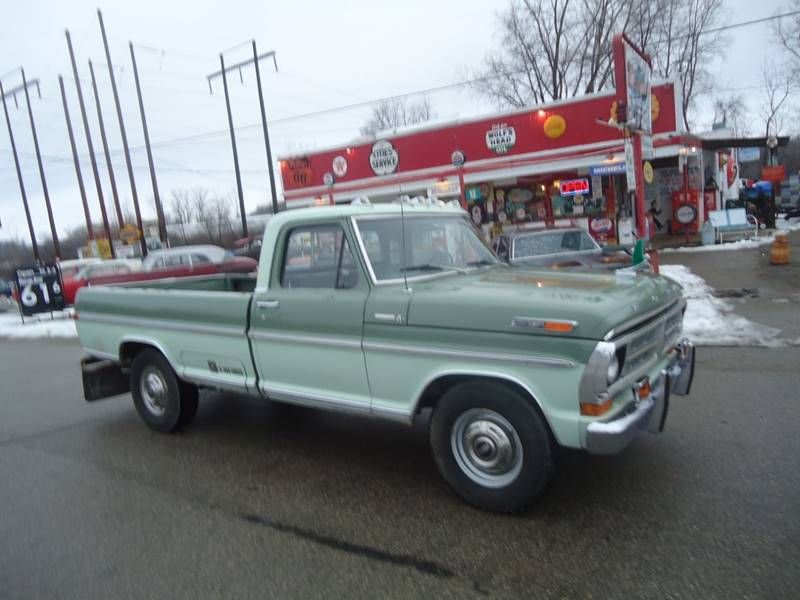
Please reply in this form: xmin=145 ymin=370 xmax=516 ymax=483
xmin=140 ymin=367 xmax=167 ymax=417
xmin=451 ymin=408 xmax=523 ymax=488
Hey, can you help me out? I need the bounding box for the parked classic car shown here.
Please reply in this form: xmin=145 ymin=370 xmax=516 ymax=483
xmin=63 ymin=259 xmax=142 ymax=305
xmin=492 ymin=226 xmax=638 ymax=270
xmin=77 ymin=203 xmax=694 ymax=513
xmin=141 ymin=245 xmax=237 ymax=271
xmin=0 ymin=277 xmax=13 ymax=298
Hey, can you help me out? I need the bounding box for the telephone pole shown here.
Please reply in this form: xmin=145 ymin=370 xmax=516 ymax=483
xmin=129 ymin=42 xmax=167 ymax=244
xmin=98 ymin=9 xmax=147 ymax=256
xmin=0 ymin=78 xmax=39 ymax=261
xmin=207 ymin=44 xmax=280 ymax=235
xmin=65 ymin=29 xmax=115 ymax=257
xmin=59 ymin=75 xmax=94 ymax=240
xmin=88 ymin=60 xmax=123 ymax=227
xmin=19 ymin=69 xmax=61 ymax=258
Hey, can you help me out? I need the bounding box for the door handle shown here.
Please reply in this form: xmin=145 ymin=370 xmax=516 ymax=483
xmin=257 ymin=299 xmax=280 ymax=309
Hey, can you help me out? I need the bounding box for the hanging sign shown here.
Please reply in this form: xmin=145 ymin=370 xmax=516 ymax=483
xmin=624 ymin=138 xmax=636 ymax=191
xmin=485 ymin=124 xmax=516 ymax=154
xmin=14 ymin=264 xmax=66 ymax=316
xmin=589 ymin=163 xmax=626 ymax=176
xmin=323 ymin=172 xmax=335 ymax=186
xmin=451 ymin=150 xmax=466 ymax=167
xmin=369 ymin=140 xmax=399 ymax=175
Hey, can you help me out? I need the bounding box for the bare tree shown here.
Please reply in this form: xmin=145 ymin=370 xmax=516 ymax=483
xmin=360 ymin=96 xmax=435 ymax=136
xmin=471 ymin=0 xmax=723 ymax=130
xmin=168 ymin=189 xmax=196 ymax=242
xmin=712 ymin=95 xmax=751 ymax=136
xmin=774 ymin=1 xmax=800 ymax=81
xmin=761 ymin=64 xmax=794 ymax=138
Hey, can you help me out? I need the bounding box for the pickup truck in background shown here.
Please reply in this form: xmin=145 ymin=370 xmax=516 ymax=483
xmin=77 ymin=202 xmax=695 ymax=513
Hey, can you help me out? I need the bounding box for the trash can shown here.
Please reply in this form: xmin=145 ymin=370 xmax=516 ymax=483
xmin=701 ymin=220 xmax=715 ymax=245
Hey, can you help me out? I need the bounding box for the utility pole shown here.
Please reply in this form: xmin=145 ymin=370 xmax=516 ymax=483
xmin=207 ymin=44 xmax=279 ymax=234
xmin=252 ymin=41 xmax=280 ymax=215
xmin=59 ymin=76 xmax=94 ymax=240
xmin=98 ymin=9 xmax=147 ymax=257
xmin=0 ymin=78 xmax=39 ymax=261
xmin=18 ymin=70 xmax=61 ymax=258
xmin=88 ymin=60 xmax=123 ymax=227
xmin=65 ymin=29 xmax=115 ymax=257
xmin=129 ymin=42 xmax=167 ymax=245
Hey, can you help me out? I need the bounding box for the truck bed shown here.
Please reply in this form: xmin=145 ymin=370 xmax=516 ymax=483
xmin=76 ymin=273 xmax=258 ymax=393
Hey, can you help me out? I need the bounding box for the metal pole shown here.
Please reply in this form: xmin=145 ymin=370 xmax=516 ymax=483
xmin=20 ymin=70 xmax=60 ymax=258
xmin=220 ymin=54 xmax=247 ymax=237
xmin=89 ymin=60 xmax=123 ymax=227
xmin=129 ymin=42 xmax=167 ymax=245
xmin=98 ymin=9 xmax=147 ymax=257
xmin=252 ymin=40 xmax=279 ymax=214
xmin=0 ymin=79 xmax=39 ymax=261
xmin=66 ymin=29 xmax=115 ymax=257
xmin=59 ymin=75 xmax=93 ymax=240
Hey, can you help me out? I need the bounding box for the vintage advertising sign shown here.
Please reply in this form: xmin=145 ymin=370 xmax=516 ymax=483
xmin=369 ymin=140 xmax=399 ymax=175
xmin=559 ymin=178 xmax=590 ymax=197
xmin=614 ymin=35 xmax=652 ymax=134
xmin=284 ymin=157 xmax=313 ymax=186
xmin=589 ymin=163 xmax=626 ymax=176
xmin=332 ymin=155 xmax=348 ymax=177
xmin=624 ymin=138 xmax=636 ymax=191
xmin=14 ymin=264 xmax=66 ymax=316
xmin=485 ymin=124 xmax=516 ymax=154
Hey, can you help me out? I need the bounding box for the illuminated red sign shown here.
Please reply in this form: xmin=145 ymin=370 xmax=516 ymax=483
xmin=559 ymin=178 xmax=590 ymax=196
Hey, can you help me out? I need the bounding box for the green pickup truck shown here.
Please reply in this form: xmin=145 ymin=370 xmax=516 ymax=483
xmin=77 ymin=202 xmax=695 ymax=512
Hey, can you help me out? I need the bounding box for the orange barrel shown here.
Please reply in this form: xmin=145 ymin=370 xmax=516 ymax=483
xmin=770 ymin=231 xmax=790 ymax=265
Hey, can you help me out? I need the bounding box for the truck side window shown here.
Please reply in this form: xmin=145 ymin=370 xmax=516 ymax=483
xmin=281 ymin=225 xmax=358 ymax=289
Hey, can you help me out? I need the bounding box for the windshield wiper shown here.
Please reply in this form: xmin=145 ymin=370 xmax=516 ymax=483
xmin=401 ymin=263 xmax=466 ymax=273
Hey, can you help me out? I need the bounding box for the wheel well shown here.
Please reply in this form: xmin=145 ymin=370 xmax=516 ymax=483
xmin=415 ymin=374 xmax=557 ymax=442
xmin=119 ymin=341 xmax=158 ymax=368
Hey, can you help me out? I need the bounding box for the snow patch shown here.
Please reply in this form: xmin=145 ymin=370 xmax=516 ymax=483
xmin=660 ymin=264 xmax=784 ymax=347
xmin=0 ymin=308 xmax=77 ymax=339
xmin=661 ymin=221 xmax=800 ymax=254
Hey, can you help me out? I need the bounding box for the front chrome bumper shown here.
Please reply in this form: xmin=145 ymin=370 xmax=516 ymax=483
xmin=585 ymin=339 xmax=695 ymax=455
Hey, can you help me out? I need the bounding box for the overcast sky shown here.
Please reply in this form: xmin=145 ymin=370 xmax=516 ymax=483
xmin=0 ymin=0 xmax=790 ymax=244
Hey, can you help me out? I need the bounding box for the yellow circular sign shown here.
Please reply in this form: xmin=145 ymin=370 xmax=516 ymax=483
xmin=643 ymin=161 xmax=654 ymax=184
xmin=543 ymin=114 xmax=567 ymax=139
xmin=119 ymin=224 xmax=141 ymax=243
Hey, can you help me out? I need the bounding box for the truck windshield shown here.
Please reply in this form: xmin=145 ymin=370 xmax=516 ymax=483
xmin=354 ymin=215 xmax=498 ymax=282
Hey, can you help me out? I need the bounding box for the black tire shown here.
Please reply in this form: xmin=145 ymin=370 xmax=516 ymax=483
xmin=430 ymin=380 xmax=554 ymax=513
xmin=130 ymin=349 xmax=196 ymax=433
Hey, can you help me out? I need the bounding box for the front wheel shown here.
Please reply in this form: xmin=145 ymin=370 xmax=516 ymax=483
xmin=430 ymin=381 xmax=554 ymax=513
xmin=130 ymin=349 xmax=198 ymax=433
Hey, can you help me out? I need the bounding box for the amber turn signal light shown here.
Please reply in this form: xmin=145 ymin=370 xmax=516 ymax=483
xmin=543 ymin=320 xmax=574 ymax=333
xmin=580 ymin=397 xmax=613 ymax=416
xmin=637 ymin=378 xmax=651 ymax=400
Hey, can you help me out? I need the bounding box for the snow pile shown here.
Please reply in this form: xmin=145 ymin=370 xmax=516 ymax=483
xmin=661 ymin=221 xmax=800 ymax=254
xmin=660 ymin=264 xmax=784 ymax=347
xmin=0 ymin=309 xmax=77 ymax=339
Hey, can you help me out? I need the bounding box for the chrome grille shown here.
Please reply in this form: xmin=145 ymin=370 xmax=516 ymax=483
xmin=615 ymin=300 xmax=685 ymax=378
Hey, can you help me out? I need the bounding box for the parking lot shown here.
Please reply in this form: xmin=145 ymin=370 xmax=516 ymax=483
xmin=1 ymin=325 xmax=799 ymax=599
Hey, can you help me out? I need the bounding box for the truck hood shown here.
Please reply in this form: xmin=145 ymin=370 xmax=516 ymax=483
xmin=406 ymin=266 xmax=682 ymax=340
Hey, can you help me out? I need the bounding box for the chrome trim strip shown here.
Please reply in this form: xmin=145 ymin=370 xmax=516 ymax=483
xmin=184 ymin=372 xmax=252 ymax=393
xmin=79 ymin=312 xmax=245 ymax=338
xmin=363 ymin=341 xmax=575 ymax=368
xmin=510 ymin=316 xmax=578 ymax=331
xmin=259 ymin=383 xmax=372 ymax=415
xmin=248 ymin=330 xmax=362 ymax=349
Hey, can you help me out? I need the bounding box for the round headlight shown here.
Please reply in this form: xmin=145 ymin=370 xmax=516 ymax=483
xmin=606 ymin=355 xmax=620 ymax=384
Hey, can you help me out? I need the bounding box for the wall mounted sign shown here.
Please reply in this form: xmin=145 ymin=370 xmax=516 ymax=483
xmin=451 ymin=150 xmax=466 ymax=167
xmin=676 ymin=204 xmax=697 ymax=224
xmin=589 ymin=163 xmax=626 ymax=176
xmin=285 ymin=157 xmax=313 ymax=186
xmin=559 ymin=178 xmax=590 ymax=197
xmin=332 ymin=155 xmax=348 ymax=177
xmin=642 ymin=161 xmax=654 ymax=184
xmin=543 ymin=114 xmax=566 ymax=139
xmin=369 ymin=140 xmax=399 ymax=175
xmin=485 ymin=124 xmax=516 ymax=154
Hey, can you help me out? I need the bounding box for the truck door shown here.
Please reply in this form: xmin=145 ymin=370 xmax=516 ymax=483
xmin=249 ymin=222 xmax=371 ymax=413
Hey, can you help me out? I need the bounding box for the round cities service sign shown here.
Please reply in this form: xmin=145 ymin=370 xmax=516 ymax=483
xmin=369 ymin=140 xmax=399 ymax=175
xmin=332 ymin=155 xmax=348 ymax=177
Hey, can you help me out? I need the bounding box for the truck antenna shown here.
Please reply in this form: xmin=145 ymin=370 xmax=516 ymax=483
xmin=400 ymin=198 xmax=409 ymax=292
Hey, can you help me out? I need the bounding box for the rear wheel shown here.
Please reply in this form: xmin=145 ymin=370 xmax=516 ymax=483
xmin=430 ymin=381 xmax=554 ymax=513
xmin=130 ymin=349 xmax=198 ymax=432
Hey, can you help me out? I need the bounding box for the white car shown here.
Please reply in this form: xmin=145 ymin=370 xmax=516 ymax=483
xmin=140 ymin=245 xmax=233 ymax=271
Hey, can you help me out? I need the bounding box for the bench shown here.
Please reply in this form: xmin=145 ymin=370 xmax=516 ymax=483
xmin=708 ymin=208 xmax=758 ymax=243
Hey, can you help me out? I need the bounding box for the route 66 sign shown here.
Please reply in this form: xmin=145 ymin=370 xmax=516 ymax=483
xmin=14 ymin=264 xmax=66 ymax=316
